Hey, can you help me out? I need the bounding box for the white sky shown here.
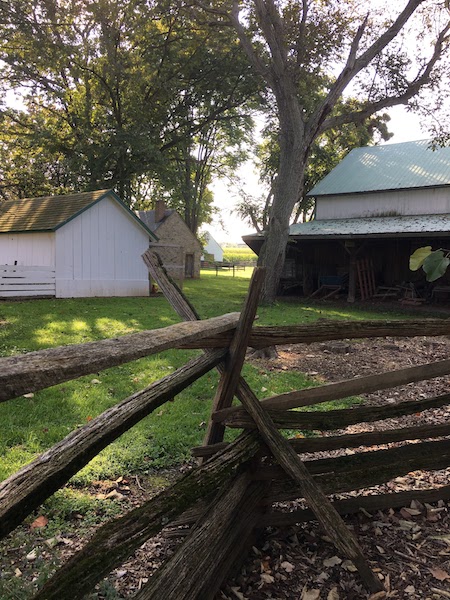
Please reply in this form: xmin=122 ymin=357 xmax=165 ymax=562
xmin=206 ymin=106 xmax=427 ymax=244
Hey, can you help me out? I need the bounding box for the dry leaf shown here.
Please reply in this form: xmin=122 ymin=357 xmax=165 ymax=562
xmin=429 ymin=567 xmax=450 ymax=581
xmin=30 ymin=515 xmax=48 ymax=529
xmin=260 ymin=572 xmax=274 ymax=585
xmin=301 ymin=590 xmax=320 ymax=600
xmin=280 ymin=560 xmax=294 ymax=573
xmin=23 ymin=393 xmax=34 ymax=398
xmin=327 ymin=588 xmax=339 ymax=600
xmin=342 ymin=559 xmax=357 ymax=572
xmin=404 ymin=586 xmax=415 ymax=594
xmin=26 ymin=549 xmax=37 ymax=561
xmin=91 ymin=378 xmax=101 ymax=384
xmin=15 ymin=568 xmax=22 ymax=577
xmin=368 ymin=593 xmax=386 ymax=600
xmin=323 ymin=555 xmax=342 ymax=567
xmin=230 ymin=588 xmax=246 ymax=600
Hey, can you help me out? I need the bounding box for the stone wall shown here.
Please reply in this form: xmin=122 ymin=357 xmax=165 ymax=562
xmin=155 ymin=213 xmax=202 ymax=278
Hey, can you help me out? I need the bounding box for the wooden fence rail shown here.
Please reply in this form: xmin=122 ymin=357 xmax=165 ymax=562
xmin=2 ymin=250 xmax=450 ymax=599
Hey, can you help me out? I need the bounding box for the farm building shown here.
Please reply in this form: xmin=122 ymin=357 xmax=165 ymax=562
xmin=202 ymin=231 xmax=224 ymax=263
xmin=138 ymin=201 xmax=202 ymax=280
xmin=0 ymin=189 xmax=156 ymax=298
xmin=244 ymin=140 xmax=450 ymax=302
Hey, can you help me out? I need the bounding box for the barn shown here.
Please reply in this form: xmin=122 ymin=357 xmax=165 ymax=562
xmin=0 ymin=189 xmax=157 ymax=298
xmin=244 ymin=140 xmax=450 ymax=302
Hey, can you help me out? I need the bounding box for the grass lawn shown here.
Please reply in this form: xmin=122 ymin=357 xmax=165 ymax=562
xmin=0 ymin=270 xmax=428 ymax=514
xmin=1 ymin=270 xmax=443 ymax=599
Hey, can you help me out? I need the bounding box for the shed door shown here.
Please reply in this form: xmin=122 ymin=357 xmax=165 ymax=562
xmin=185 ymin=253 xmax=194 ymax=278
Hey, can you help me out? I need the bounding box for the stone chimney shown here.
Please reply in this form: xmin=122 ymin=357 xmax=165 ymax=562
xmin=155 ymin=199 xmax=166 ymax=223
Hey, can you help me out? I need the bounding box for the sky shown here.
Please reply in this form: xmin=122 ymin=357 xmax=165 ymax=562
xmin=204 ymin=106 xmax=427 ymax=245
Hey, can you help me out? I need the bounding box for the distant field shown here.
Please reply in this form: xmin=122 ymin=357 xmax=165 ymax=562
xmin=222 ymin=246 xmax=257 ymax=264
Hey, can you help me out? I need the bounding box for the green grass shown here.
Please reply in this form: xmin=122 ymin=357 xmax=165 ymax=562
xmin=0 ymin=272 xmax=424 ymax=486
xmin=0 ymin=271 xmax=439 ymax=599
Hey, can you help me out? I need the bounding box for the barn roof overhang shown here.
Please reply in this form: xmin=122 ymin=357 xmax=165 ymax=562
xmin=243 ymin=214 xmax=450 ymax=254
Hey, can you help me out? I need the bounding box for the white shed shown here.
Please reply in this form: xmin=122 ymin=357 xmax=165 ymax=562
xmin=0 ymin=189 xmax=157 ymax=298
xmin=203 ymin=231 xmax=224 ymax=262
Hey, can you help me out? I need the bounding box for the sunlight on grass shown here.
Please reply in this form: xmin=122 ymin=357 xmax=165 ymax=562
xmin=0 ymin=276 xmax=434 ymax=492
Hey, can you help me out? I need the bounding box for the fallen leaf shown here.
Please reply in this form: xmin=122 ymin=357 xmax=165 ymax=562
xmin=323 ymin=555 xmax=342 ymax=567
xmin=429 ymin=567 xmax=450 ymax=581
xmin=15 ymin=568 xmax=22 ymax=577
xmin=230 ymin=588 xmax=246 ymax=600
xmin=23 ymin=393 xmax=34 ymax=398
xmin=342 ymin=559 xmax=357 ymax=572
xmin=368 ymin=593 xmax=386 ymax=600
xmin=327 ymin=588 xmax=339 ymax=600
xmin=90 ymin=378 xmax=101 ymax=384
xmin=404 ymin=586 xmax=415 ymax=594
xmin=30 ymin=515 xmax=48 ymax=529
xmin=260 ymin=572 xmax=274 ymax=585
xmin=26 ymin=549 xmax=37 ymax=561
xmin=280 ymin=560 xmax=294 ymax=572
xmin=301 ymin=590 xmax=320 ymax=600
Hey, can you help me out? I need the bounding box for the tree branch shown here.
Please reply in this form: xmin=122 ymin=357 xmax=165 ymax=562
xmin=307 ymin=0 xmax=429 ymax=142
xmin=320 ymin=20 xmax=450 ymax=134
xmin=228 ymin=0 xmax=273 ymax=85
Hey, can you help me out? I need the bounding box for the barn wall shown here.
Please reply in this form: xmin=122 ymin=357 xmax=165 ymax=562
xmin=55 ymin=197 xmax=150 ymax=297
xmin=316 ymin=187 xmax=450 ymax=220
xmin=0 ymin=232 xmax=55 ymax=266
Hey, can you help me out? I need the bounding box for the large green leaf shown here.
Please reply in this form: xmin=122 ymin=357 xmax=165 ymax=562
xmin=422 ymin=250 xmax=450 ymax=282
xmin=409 ymin=246 xmax=432 ymax=271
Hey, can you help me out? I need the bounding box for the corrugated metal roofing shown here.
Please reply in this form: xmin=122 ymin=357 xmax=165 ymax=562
xmin=287 ymin=214 xmax=450 ymax=239
xmin=308 ymin=140 xmax=450 ymax=196
xmin=0 ymin=190 xmax=157 ymax=238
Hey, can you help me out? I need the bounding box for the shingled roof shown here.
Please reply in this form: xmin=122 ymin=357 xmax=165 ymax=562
xmin=308 ymin=140 xmax=450 ymax=197
xmin=0 ymin=189 xmax=157 ymax=238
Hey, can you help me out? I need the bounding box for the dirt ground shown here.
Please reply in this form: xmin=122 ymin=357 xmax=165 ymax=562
xmin=4 ymin=333 xmax=450 ymax=599
xmin=217 ymin=335 xmax=450 ymax=600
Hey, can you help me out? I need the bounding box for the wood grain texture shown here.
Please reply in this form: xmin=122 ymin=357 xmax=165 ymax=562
xmin=215 ymin=359 xmax=450 ymax=421
xmin=1 ymin=350 xmax=225 ymax=540
xmin=0 ymin=313 xmax=239 ymax=402
xmin=220 ymin=393 xmax=450 ymax=430
xmin=32 ymin=432 xmax=261 ymax=600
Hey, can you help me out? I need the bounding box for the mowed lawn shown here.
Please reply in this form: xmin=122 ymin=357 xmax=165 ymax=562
xmin=0 ymin=269 xmax=414 ymax=487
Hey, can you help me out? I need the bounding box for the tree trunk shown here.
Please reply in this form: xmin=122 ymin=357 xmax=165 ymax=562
xmin=257 ymin=92 xmax=307 ymax=304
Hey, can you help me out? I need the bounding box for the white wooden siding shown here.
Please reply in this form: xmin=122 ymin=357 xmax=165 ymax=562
xmin=0 ymin=265 xmax=55 ymax=297
xmin=55 ymin=196 xmax=150 ymax=297
xmin=316 ymin=187 xmax=450 ymax=220
xmin=0 ymin=232 xmax=55 ymax=267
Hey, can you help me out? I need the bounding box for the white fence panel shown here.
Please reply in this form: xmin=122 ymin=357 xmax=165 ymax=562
xmin=0 ymin=265 xmax=56 ymax=298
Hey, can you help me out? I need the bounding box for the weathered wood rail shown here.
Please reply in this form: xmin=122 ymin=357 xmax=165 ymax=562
xmin=1 ymin=250 xmax=450 ymax=599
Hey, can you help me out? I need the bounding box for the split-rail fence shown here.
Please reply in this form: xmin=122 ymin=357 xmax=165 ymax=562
xmin=1 ymin=250 xmax=450 ymax=598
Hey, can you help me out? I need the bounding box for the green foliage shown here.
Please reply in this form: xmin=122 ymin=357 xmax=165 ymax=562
xmin=0 ymin=0 xmax=259 ymax=229
xmin=410 ymin=246 xmax=450 ymax=282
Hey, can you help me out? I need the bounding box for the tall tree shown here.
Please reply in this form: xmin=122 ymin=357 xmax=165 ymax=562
xmin=235 ymin=98 xmax=392 ymax=231
xmin=200 ymin=0 xmax=450 ymax=303
xmin=0 ymin=0 xmax=259 ymax=233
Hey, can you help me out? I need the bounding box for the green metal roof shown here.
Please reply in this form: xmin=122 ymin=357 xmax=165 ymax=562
xmin=308 ymin=140 xmax=450 ymax=197
xmin=0 ymin=189 xmax=157 ymax=239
